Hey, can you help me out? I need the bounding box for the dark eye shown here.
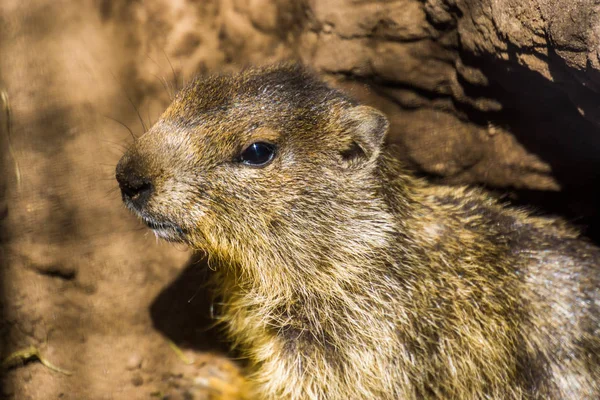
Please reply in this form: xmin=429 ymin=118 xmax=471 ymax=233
xmin=239 ymin=142 xmax=276 ymax=166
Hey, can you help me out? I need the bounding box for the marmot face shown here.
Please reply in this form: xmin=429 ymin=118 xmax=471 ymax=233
xmin=116 ymin=65 xmax=389 ymax=263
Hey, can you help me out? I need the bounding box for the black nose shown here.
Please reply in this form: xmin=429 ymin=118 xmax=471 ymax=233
xmin=116 ymin=156 xmax=154 ymax=209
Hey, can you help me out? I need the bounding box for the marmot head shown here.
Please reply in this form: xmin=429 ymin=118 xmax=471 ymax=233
xmin=116 ymin=64 xmax=390 ymax=266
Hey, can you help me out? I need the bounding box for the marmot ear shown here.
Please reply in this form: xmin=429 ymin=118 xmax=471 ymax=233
xmin=338 ymin=105 xmax=389 ymax=163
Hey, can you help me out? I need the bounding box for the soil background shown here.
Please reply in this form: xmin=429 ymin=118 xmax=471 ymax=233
xmin=1 ymin=0 xmax=599 ymax=399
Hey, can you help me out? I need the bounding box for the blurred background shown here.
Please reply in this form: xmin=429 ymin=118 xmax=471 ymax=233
xmin=1 ymin=0 xmax=599 ymax=398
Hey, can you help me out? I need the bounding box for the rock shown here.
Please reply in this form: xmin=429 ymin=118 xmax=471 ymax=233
xmin=131 ymin=373 xmax=144 ymax=387
xmin=126 ymin=354 xmax=144 ymax=370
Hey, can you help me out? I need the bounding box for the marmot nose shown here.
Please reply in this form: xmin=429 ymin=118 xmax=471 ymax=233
xmin=115 ymin=157 xmax=154 ymax=209
xmin=120 ymin=177 xmax=153 ymax=205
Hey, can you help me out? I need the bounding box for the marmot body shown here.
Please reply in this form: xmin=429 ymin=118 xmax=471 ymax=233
xmin=116 ymin=64 xmax=600 ymax=399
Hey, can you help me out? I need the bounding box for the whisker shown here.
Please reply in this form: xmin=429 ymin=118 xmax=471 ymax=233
xmin=146 ymin=53 xmax=174 ymax=99
xmin=103 ymin=115 xmax=137 ymax=141
xmin=100 ymin=139 xmax=129 ymax=152
xmin=108 ymin=70 xmax=148 ymax=133
xmin=146 ymin=102 xmax=154 ymax=129
xmin=161 ymin=48 xmax=179 ymax=92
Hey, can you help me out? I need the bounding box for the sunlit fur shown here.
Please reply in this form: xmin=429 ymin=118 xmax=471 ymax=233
xmin=116 ymin=64 xmax=600 ymax=399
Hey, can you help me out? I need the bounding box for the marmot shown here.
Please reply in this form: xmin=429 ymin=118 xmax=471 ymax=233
xmin=116 ymin=64 xmax=600 ymax=399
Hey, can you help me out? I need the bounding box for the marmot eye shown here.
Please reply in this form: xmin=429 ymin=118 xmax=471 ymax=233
xmin=239 ymin=142 xmax=276 ymax=166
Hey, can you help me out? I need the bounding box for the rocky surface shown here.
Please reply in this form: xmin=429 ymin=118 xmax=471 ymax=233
xmin=129 ymin=0 xmax=600 ymax=221
xmin=1 ymin=0 xmax=598 ymax=398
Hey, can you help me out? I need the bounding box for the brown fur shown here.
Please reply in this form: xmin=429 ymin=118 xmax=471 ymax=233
xmin=116 ymin=64 xmax=600 ymax=399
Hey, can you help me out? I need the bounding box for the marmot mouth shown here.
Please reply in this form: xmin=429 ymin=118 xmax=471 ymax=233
xmin=143 ymin=218 xmax=173 ymax=230
xmin=140 ymin=215 xmax=186 ymax=241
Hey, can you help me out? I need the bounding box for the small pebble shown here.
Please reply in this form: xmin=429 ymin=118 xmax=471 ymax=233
xmin=126 ymin=354 xmax=143 ymax=370
xmin=322 ymin=22 xmax=334 ymax=33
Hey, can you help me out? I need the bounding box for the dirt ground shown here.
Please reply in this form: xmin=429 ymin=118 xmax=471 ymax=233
xmin=1 ymin=0 xmax=599 ymax=399
xmin=0 ymin=1 xmax=245 ymax=399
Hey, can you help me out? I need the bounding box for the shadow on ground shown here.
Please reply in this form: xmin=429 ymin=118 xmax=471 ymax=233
xmin=150 ymin=252 xmax=230 ymax=354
